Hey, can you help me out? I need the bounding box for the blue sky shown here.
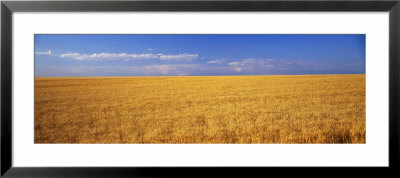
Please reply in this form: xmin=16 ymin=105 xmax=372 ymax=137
xmin=35 ymin=34 xmax=365 ymax=77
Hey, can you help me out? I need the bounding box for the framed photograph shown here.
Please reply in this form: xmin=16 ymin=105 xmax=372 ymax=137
xmin=1 ymin=0 xmax=399 ymax=177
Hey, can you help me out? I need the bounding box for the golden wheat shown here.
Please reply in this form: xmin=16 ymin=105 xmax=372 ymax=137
xmin=34 ymin=74 xmax=365 ymax=144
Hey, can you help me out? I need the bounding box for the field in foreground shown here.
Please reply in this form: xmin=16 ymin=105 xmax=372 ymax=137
xmin=35 ymin=74 xmax=365 ymax=144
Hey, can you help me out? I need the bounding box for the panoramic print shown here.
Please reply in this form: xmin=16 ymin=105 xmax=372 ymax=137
xmin=34 ymin=34 xmax=365 ymax=144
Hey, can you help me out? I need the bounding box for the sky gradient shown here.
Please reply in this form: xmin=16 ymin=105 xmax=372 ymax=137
xmin=34 ymin=34 xmax=365 ymax=77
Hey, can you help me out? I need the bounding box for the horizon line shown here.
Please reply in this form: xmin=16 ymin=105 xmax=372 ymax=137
xmin=34 ymin=73 xmax=366 ymax=78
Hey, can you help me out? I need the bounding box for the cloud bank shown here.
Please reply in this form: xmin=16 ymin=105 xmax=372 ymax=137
xmin=35 ymin=50 xmax=52 ymax=55
xmin=36 ymin=51 xmax=364 ymax=76
xmin=59 ymin=52 xmax=198 ymax=61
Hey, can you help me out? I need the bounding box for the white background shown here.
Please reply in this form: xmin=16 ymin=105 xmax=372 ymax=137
xmin=13 ymin=12 xmax=389 ymax=167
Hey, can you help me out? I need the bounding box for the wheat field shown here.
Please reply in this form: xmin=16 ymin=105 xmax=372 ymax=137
xmin=34 ymin=74 xmax=365 ymax=144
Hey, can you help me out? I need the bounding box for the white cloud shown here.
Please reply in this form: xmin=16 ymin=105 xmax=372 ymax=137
xmin=207 ymin=58 xmax=226 ymax=64
xmin=59 ymin=52 xmax=198 ymax=61
xmin=147 ymin=48 xmax=155 ymax=51
xmin=229 ymin=58 xmax=285 ymax=71
xmin=228 ymin=61 xmax=240 ymax=66
xmin=225 ymin=58 xmax=336 ymax=74
xmin=60 ymin=52 xmax=83 ymax=59
xmin=159 ymin=53 xmax=198 ymax=61
xmin=121 ymin=64 xmax=200 ymax=75
xmin=233 ymin=67 xmax=242 ymax=72
xmin=144 ymin=65 xmax=171 ymax=75
xmin=207 ymin=61 xmax=219 ymax=64
xmin=35 ymin=50 xmax=52 ymax=55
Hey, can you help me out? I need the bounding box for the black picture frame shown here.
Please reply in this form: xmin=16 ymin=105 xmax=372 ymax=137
xmin=1 ymin=0 xmax=399 ymax=177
